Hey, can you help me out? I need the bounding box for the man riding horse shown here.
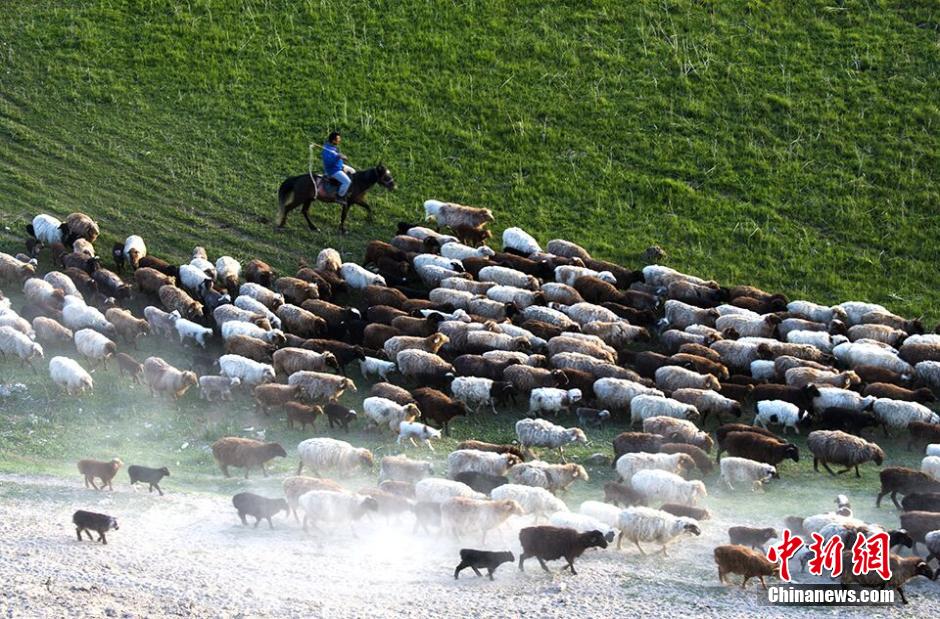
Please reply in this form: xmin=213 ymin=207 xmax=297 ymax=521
xmin=275 ymin=131 xmax=396 ymax=233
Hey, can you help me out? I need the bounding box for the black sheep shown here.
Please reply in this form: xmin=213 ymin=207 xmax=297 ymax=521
xmin=719 ymin=432 xmax=799 ymax=468
xmin=232 ymin=492 xmax=289 ymax=529
xmin=300 ymin=339 xmax=365 ymax=375
xmin=127 ymin=465 xmax=171 ymax=495
xmin=816 ymin=407 xmax=879 ymax=435
xmin=576 ymin=407 xmax=611 ymax=428
xmin=324 ymin=402 xmax=357 ymax=432
xmin=454 ymin=471 xmax=508 ymax=495
xmin=728 ymin=526 xmax=778 ymax=549
xmin=454 ymin=549 xmax=515 ymax=580
xmin=901 ymin=492 xmax=940 ymax=513
xmin=876 ymin=467 xmax=940 ymax=509
xmin=72 ymin=510 xmax=119 ymax=545
xmin=518 ymin=526 xmax=608 ymax=575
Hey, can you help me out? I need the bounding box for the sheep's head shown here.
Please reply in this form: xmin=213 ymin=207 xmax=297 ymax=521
xmin=263 ymin=367 xmax=276 ymax=383
xmin=110 ymin=458 xmax=124 ymax=469
xmin=581 ymin=530 xmax=609 ymax=550
xmin=158 ymin=467 xmax=171 ymax=477
xmin=684 ymin=407 xmax=701 ymax=423
xmin=870 ymin=444 xmax=886 ymax=466
xmin=402 ymin=403 xmax=421 ymax=421
xmin=343 ymin=378 xmax=357 ymax=392
xmin=784 ymin=443 xmax=800 ymax=463
xmin=182 ymin=371 xmax=198 ymax=389
xmin=676 ymin=454 xmax=696 ymax=475
xmin=566 ymin=388 xmax=582 ymax=404
xmin=568 ymin=428 xmax=588 ymax=445
xmin=569 ymin=464 xmax=589 ymax=482
xmin=682 ymin=520 xmax=702 ymax=536
xmin=357 ymin=448 xmax=375 ymax=469
xmin=266 ymin=443 xmax=288 ymax=459
xmin=914 ymin=560 xmax=934 ymax=581
xmin=498 ymin=499 xmax=524 ymax=517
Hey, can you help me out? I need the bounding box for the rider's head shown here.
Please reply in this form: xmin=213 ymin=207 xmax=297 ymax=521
xmin=328 ymin=131 xmax=341 ymax=145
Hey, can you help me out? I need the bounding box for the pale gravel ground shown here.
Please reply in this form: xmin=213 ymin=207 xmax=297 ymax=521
xmin=0 ymin=474 xmax=937 ymax=618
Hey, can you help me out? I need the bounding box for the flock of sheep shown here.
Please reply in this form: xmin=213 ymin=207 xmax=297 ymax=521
xmin=3 ymin=200 xmax=940 ymax=600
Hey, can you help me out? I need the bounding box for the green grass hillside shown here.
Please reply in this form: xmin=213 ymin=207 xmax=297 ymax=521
xmin=1 ymin=0 xmax=938 ymax=319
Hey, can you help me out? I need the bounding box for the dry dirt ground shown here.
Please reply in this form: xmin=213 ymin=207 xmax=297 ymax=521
xmin=1 ymin=473 xmax=938 ymax=619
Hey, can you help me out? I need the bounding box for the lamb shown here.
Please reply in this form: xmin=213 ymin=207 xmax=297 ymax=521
xmin=629 ymin=469 xmax=707 ymax=506
xmin=508 ymin=461 xmax=589 ymax=493
xmin=491 ymin=484 xmax=568 ymax=520
xmin=211 ymin=437 xmax=287 ymax=478
xmin=714 ymin=545 xmax=780 ymax=590
xmin=719 ymin=457 xmax=778 ymax=491
xmin=296 ymin=437 xmax=373 ymax=477
xmin=642 ymin=417 xmax=714 ymax=452
xmin=806 ymin=430 xmax=885 ymax=478
xmin=231 ymin=492 xmax=289 ymax=529
xmin=64 ymin=212 xmax=99 ymax=243
xmin=49 ymin=356 xmax=93 ymax=395
xmin=72 ymin=510 xmax=119 ymax=545
xmin=219 ymin=354 xmax=276 ymax=387
xmin=363 ymin=397 xmax=420 ymax=432
xmin=754 ymin=400 xmax=808 ymax=434
xmin=448 ymin=449 xmax=521 ymax=479
xmin=872 ymin=399 xmax=939 ymax=435
xmin=198 ymin=375 xmax=241 ymax=402
xmin=840 ymin=552 xmax=934 ymax=604
xmin=378 ymin=455 xmax=433 ymax=484
xmin=528 ymin=387 xmax=582 ymax=417
xmin=728 ymin=526 xmax=778 ymax=550
xmin=670 ymin=388 xmax=741 ymax=424
xmin=719 ymin=432 xmax=800 ymax=468
xmin=298 ymin=490 xmax=379 ymax=534
xmin=616 ymin=452 xmax=695 ymax=483
xmin=143 ymin=306 xmax=180 ymax=338
xmin=454 ymin=549 xmax=516 ymax=581
xmin=62 ymin=296 xmax=115 ymax=336
xmin=415 ymin=478 xmax=486 ymax=504
xmin=77 ymin=458 xmax=123 ymax=490
xmin=630 ymin=395 xmax=700 ymax=426
xmin=124 ymin=464 xmax=170 ymax=495
xmin=515 ymin=417 xmax=587 ymax=461
xmin=616 ymin=506 xmax=701 ymax=554
xmin=73 ymin=328 xmax=116 ymax=367
xmin=170 ymin=313 xmax=212 ymax=349
xmin=0 ymin=325 xmax=43 ymax=368
xmin=441 ymin=497 xmax=523 ymax=542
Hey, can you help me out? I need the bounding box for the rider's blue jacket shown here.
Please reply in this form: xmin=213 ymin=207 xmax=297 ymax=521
xmin=322 ymin=143 xmax=344 ymax=175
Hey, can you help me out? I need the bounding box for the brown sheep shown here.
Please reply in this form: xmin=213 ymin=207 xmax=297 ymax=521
xmin=32 ymin=316 xmax=73 ymax=346
xmin=253 ymin=383 xmax=303 ymax=414
xmin=77 ymin=458 xmax=123 ymax=491
xmin=65 ymin=212 xmax=99 ymax=243
xmin=391 ymin=313 xmax=445 ymax=337
xmin=366 ymin=304 xmax=409 ymax=325
xmin=137 ymin=256 xmax=179 ymax=278
xmin=714 ymin=545 xmax=780 ymax=589
xmin=603 ymin=481 xmax=645 ymax=507
xmin=158 ymin=285 xmax=203 ymax=321
xmin=660 ymin=503 xmax=711 ymax=520
xmin=369 ymin=382 xmax=416 ymax=405
xmin=876 ymin=467 xmax=940 ymax=509
xmin=660 ymin=443 xmax=715 ymax=474
xmin=363 ymin=323 xmax=402 ymax=350
xmin=272 ymin=347 xmax=339 ymax=376
xmin=451 ymin=223 xmax=492 ymax=246
xmin=105 ymin=307 xmax=151 ymax=347
xmin=908 ymin=422 xmax=940 ymax=451
xmin=863 ymin=382 xmax=935 ymax=405
xmin=282 ymin=476 xmax=344 ymax=521
xmin=245 ymin=259 xmax=275 ymax=287
xmin=114 ymin=352 xmax=143 ymax=383
xmin=612 ymin=432 xmax=666 ymax=463
xmin=134 ymin=267 xmax=175 ymax=295
xmin=364 ymin=240 xmax=407 ymax=265
xmin=301 ymin=339 xmax=366 ymax=375
xmin=211 ymin=437 xmax=287 ymax=478
xmin=363 ymin=285 xmax=409 ymax=309
xmin=669 ymin=353 xmax=730 ymax=380
xmin=142 ymin=356 xmax=198 ymax=399
xmin=276 ymin=304 xmax=326 ymax=339
xmin=840 ymin=552 xmax=933 ymax=604
xmin=225 ymin=334 xmax=277 ymax=363
xmin=275 ymin=276 xmax=319 ymax=305
xmin=411 ymin=387 xmax=468 ymax=437
xmin=285 ymin=402 xmax=323 ymax=430
xmin=455 ymin=439 xmax=527 ymax=462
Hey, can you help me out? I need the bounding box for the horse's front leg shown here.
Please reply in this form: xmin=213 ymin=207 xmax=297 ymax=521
xmin=358 ymin=199 xmax=374 ymax=222
xmin=301 ymin=201 xmax=320 ymax=232
xmin=338 ymin=202 xmax=351 ymax=235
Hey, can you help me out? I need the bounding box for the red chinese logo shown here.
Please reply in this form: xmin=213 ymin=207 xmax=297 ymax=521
xmin=766 ymin=529 xmax=804 ymax=582
xmin=807 ymin=532 xmax=844 ymax=577
xmin=851 ymin=531 xmax=892 ymax=580
xmin=765 ymin=529 xmax=892 ymax=582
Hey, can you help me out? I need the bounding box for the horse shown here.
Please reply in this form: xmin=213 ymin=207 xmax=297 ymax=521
xmin=276 ymin=164 xmax=396 ymax=234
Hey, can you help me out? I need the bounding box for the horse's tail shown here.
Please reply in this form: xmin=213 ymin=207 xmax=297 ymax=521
xmin=277 ymin=175 xmax=300 ymax=208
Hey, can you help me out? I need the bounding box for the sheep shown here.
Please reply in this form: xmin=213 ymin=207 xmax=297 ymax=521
xmin=670 ymin=388 xmax=741 ymax=425
xmin=27 ymin=214 xmax=68 ymax=245
xmin=662 ymin=300 xmax=718 ymax=330
xmin=491 ymin=485 xmax=568 ymax=520
xmin=312 ymin=248 xmax=340 ymax=274
xmin=298 ymin=490 xmax=379 ymax=534
xmin=629 ymin=395 xmax=700 ymax=426
xmin=77 ymin=458 xmax=123 ymax=490
xmin=296 ymin=437 xmax=373 ymax=477
xmin=612 ymin=433 xmax=666 ymax=463
xmin=863 ymin=382 xmax=935 ymax=404
xmin=377 ymin=455 xmax=432 ymax=485
xmin=547 ymin=334 xmax=615 ymax=363
xmin=642 ymin=417 xmax=714 ymax=452
xmin=140 ymin=307 xmax=179 ymax=339
xmin=233 ymin=295 xmax=281 ymax=328
xmin=448 ymin=472 xmax=506 ymax=496
xmin=395 ymin=349 xmax=454 ymax=386
xmin=926 ymin=530 xmax=940 ymax=563
xmin=550 ymin=352 xmax=638 ymax=382
xmin=287 ymin=370 xmax=355 ymax=402
xmin=23 ymin=278 xmax=65 ymax=310
xmin=719 ymin=457 xmax=777 ymax=492
xmin=250 ymin=383 xmax=300 ymax=414
xmin=501 ymin=366 xmax=564 ymax=395
xmin=219 ymin=354 xmax=276 ymax=387
xmin=833 ymin=341 xmax=912 ymax=374
xmin=922 ymin=456 xmax=940 ymax=482
xmin=439 ymin=241 xmax=494 ymax=261
xmin=0 ymin=325 xmax=44 ymax=368
xmin=528 ymin=387 xmax=582 ymax=418
xmin=785 ymin=329 xmax=847 ymax=353
xmin=515 ymin=417 xmax=587 ymax=461
xmin=448 ymin=376 xmax=510 ymax=414
xmin=784 ymin=367 xmax=860 ymax=390
xmin=478 ymin=265 xmax=539 ymax=290
xmin=32 ymin=316 xmax=72 ymax=346
xmin=754 ymin=400 xmax=808 ymax=435
xmin=165 ymin=318 xmax=210 ymax=351
xmin=197 ymin=375 xmax=240 ymax=402
xmin=123 ymin=465 xmax=170 ymax=495
xmin=630 ymin=469 xmax=707 ymax=506
xmin=616 ymin=506 xmax=701 ymax=554
xmin=448 ymin=449 xmax=521 ymax=479
xmin=523 ymin=305 xmax=580 ymax=330
xmin=719 ymin=432 xmax=800 ymax=469
xmin=334 ymin=262 xmax=385 ymax=290
xmin=275 ymin=276 xmax=320 ymax=306
xmin=140 ymin=356 xmax=197 ymax=399
xmin=211 ymin=255 xmax=241 ymax=297
xmin=916 ymin=361 xmax=940 ymax=391
xmin=72 ymin=510 xmax=119 ymax=545
xmin=454 ymin=440 xmax=526 ymax=463
xmin=276 ymin=304 xmax=327 ymax=339
xmin=281 ymin=476 xmax=345 ymax=522
xmin=805 ymin=430 xmax=885 ymax=478
xmin=872 ymin=399 xmax=940 ymax=435
xmin=99 ymin=308 xmax=148 ymax=347
xmin=462 ymin=330 xmax=531 ymax=354
xmin=714 ymin=545 xmax=780 ymax=590
xmin=73 ymin=328 xmax=115 ymax=367
xmin=840 ymin=552 xmax=934 ymax=604
xmin=484 ymin=285 xmax=543 ymax=309
xmin=415 ymin=478 xmax=485 ymax=504
xmin=928 ymin=445 xmax=940 ymax=457
xmin=715 ymin=313 xmax=781 ymax=338
xmin=362 ymin=397 xmax=420 ymax=432
xmin=786 ymin=300 xmax=846 ymax=324
xmin=383 ymin=333 xmax=448 ymax=359
xmin=271 ymin=347 xmax=337 ymax=376
xmin=221 ymin=321 xmax=284 ymax=346
xmin=424 ymin=201 xmax=494 ymax=229
xmin=441 ymin=497 xmax=523 ymax=542
xmin=522 ymin=528 xmax=610 ymax=575
xmin=158 ymin=285 xmax=203 ymax=321
xmin=209 ymin=437 xmax=287 ymax=479
xmin=909 ymin=423 xmax=940 ymax=452
xmin=231 ymin=492 xmax=289 ymax=530
xmin=61 ymin=296 xmax=115 ymax=336
xmin=591 ymin=378 xmax=662 ymax=416
xmin=63 ymin=212 xmax=99 ymax=243
xmin=494 ymin=226 xmax=540 ymax=255
xmin=616 ymin=452 xmax=695 ymax=483
xmin=508 ymin=461 xmax=589 ymax=493
xmin=49 ymin=356 xmax=93 ymax=395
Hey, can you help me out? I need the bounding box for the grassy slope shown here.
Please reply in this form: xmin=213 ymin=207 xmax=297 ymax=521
xmin=0 ymin=1 xmax=937 ymax=514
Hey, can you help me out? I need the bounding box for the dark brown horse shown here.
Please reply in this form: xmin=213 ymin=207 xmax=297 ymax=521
xmin=276 ymin=164 xmax=396 ymax=233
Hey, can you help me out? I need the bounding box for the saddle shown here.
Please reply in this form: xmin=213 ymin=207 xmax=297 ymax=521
xmin=314 ymin=175 xmax=340 ymax=200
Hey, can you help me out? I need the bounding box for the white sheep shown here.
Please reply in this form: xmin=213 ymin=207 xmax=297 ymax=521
xmin=43 ymin=271 xmax=80 ymax=297
xmin=48 ymin=356 xmax=93 ymax=395
xmin=405 ymin=226 xmax=458 ymax=246
xmin=296 ymin=437 xmax=373 ymax=477
xmin=416 ymin=263 xmax=466 ymax=288
xmin=219 ymin=354 xmax=276 ymax=386
xmin=179 ymin=264 xmax=212 ymax=295
xmin=73 ymin=328 xmax=116 ymax=366
xmin=288 ymin=370 xmax=356 ymax=401
xmin=552 ymin=301 xmax=621 ymax=326
xmin=359 ymin=356 xmax=396 ymax=381
xmin=438 ymin=277 xmax=494 ymax=296
xmin=832 ymin=341 xmax=912 ymax=375
xmin=787 ymin=330 xmax=847 ymax=353
xmin=581 ymin=321 xmax=650 ymax=348
xmin=413 ymin=253 xmax=462 ymax=271
xmin=812 ymin=387 xmax=876 ymax=413
xmin=123 ymin=235 xmax=147 ymax=269
xmin=630 ymin=395 xmax=700 ymax=426
xmin=642 ymin=265 xmax=711 ymax=287
xmin=593 ymin=378 xmax=664 ymax=415
xmin=493 ymin=323 xmax=546 ymax=352
xmin=836 ymin=301 xmax=889 ymax=325
xmin=363 ymin=397 xmax=420 ymax=432
xmin=719 ymin=457 xmax=777 ymax=491
xmin=615 ymin=452 xmax=695 ymax=483
xmin=555 ymin=265 xmax=616 ymax=286
xmin=0 ymin=325 xmax=43 ymax=368
xmin=754 ymin=400 xmax=806 ymax=434
xmin=450 ymin=376 xmax=501 ymax=414
xmin=547 ymin=333 xmax=615 ymax=362
xmin=198 ymin=375 xmax=241 ymax=401
xmin=502 ymin=227 xmax=541 ymax=255
xmin=397 ymin=421 xmax=442 ymax=450
xmin=62 ymin=297 xmax=115 ymax=337
xmin=144 ymin=306 xmax=180 ymax=338
xmin=221 ymin=320 xmax=284 ymax=344
xmin=175 ymin=317 xmax=213 ymax=347
xmin=23 ymin=278 xmax=63 ymax=307
xmin=786 ymin=300 xmax=846 ymax=324
xmin=528 ymin=387 xmax=582 ymax=418
xmin=872 ymin=398 xmax=940 ymax=432
xmin=29 ymin=214 xmax=66 ymax=245
xmin=238 ymin=282 xmax=284 ymax=310
xmin=522 ymin=305 xmax=580 ymax=330
xmin=298 ymin=490 xmax=378 ymax=534
xmin=447 ymin=449 xmax=520 ymax=478
xmin=490 ymin=484 xmax=568 ymax=520
xmin=629 ymin=469 xmax=707 ymax=506
xmin=215 ymin=255 xmax=241 ymax=285
xmin=579 ymin=500 xmax=624 ymax=529
xmin=427 ymin=288 xmax=474 ymax=310
xmin=440 ymin=242 xmax=495 ymax=261
xmin=415 ymin=478 xmax=485 ymax=504
xmin=478 ymin=265 xmax=538 ymax=290
xmin=921 ymin=456 xmax=940 ymax=481
xmin=916 ymin=361 xmax=940 ymax=391
xmin=234 ymin=295 xmax=281 ymax=328
xmin=340 ymin=262 xmax=386 ymax=289
xmin=927 ymin=444 xmax=940 ymax=457
xmin=508 ymin=461 xmax=589 ymax=493
xmin=549 ymin=512 xmax=617 ymax=543
xmin=616 ymin=506 xmax=701 ymax=554
xmin=485 ymin=284 xmax=543 ymax=308
xmin=316 ymin=248 xmax=342 ymax=273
